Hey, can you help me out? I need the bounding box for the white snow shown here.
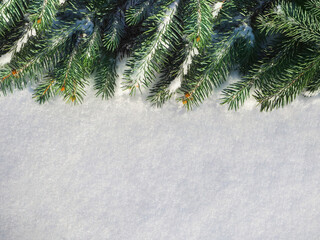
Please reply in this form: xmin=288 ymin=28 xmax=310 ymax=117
xmin=0 ymin=2 xmax=10 ymax=23
xmin=182 ymin=47 xmax=199 ymax=75
xmin=168 ymin=76 xmax=182 ymax=93
xmin=276 ymin=4 xmax=283 ymax=15
xmin=212 ymin=1 xmax=224 ymax=18
xmin=0 ymin=50 xmax=12 ymax=66
xmin=0 ymin=27 xmax=36 ymax=66
xmin=235 ymin=23 xmax=255 ymax=45
xmin=168 ymin=47 xmax=199 ymax=93
xmin=16 ymin=27 xmax=36 ymax=52
xmin=0 ymin=73 xmax=320 ymax=239
xmin=304 ymin=89 xmax=320 ymax=97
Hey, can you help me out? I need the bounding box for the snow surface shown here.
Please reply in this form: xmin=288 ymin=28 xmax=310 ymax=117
xmin=2 ymin=1 xmax=320 ymax=238
xmin=0 ymin=35 xmax=320 ymax=238
xmin=0 ymin=71 xmax=320 ymax=239
xmin=212 ymin=2 xmax=224 ymax=18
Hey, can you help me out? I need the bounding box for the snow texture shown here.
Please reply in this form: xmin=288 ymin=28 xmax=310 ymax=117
xmin=16 ymin=28 xmax=36 ymax=52
xmin=212 ymin=1 xmax=223 ymax=18
xmin=0 ymin=71 xmax=320 ymax=239
xmin=0 ymin=50 xmax=12 ymax=66
xmin=0 ymin=28 xmax=320 ymax=238
xmin=235 ymin=23 xmax=255 ymax=45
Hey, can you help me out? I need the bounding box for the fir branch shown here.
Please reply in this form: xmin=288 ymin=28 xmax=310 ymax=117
xmin=126 ymin=0 xmax=155 ymax=26
xmin=28 ymin=0 xmax=60 ymax=32
xmin=0 ymin=19 xmax=81 ymax=94
xmin=258 ymin=1 xmax=320 ymax=44
xmin=147 ymin=41 xmax=191 ymax=107
xmin=1 ymin=0 xmax=319 ymax=111
xmin=0 ymin=19 xmax=26 ymax=56
xmin=220 ymin=37 xmax=294 ymax=111
xmin=123 ymin=0 xmax=182 ymax=94
xmin=0 ymin=0 xmax=28 ymax=37
xmin=34 ymin=38 xmax=89 ymax=104
xmin=305 ymin=0 xmax=320 ymax=19
xmin=179 ymin=27 xmax=254 ymax=109
xmin=103 ymin=8 xmax=126 ymax=51
xmin=184 ymin=0 xmax=215 ymax=49
xmin=32 ymin=75 xmax=58 ymax=103
xmin=58 ymin=44 xmax=89 ymax=104
xmin=305 ymin=72 xmax=320 ymax=94
xmin=94 ymin=52 xmax=117 ymax=99
xmin=255 ymin=50 xmax=320 ymax=111
xmin=221 ymin=77 xmax=254 ymax=110
xmin=81 ymin=26 xmax=102 ymax=70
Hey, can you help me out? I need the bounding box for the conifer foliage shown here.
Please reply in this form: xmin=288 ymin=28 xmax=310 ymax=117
xmin=0 ymin=0 xmax=319 ymax=111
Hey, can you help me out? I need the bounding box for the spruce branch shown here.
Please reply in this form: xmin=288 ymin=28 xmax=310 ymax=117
xmin=220 ymin=37 xmax=294 ymax=111
xmin=221 ymin=77 xmax=254 ymax=110
xmin=258 ymin=1 xmax=320 ymax=44
xmin=179 ymin=26 xmax=254 ymax=109
xmin=28 ymin=0 xmax=60 ymax=32
xmin=254 ymin=49 xmax=320 ymax=111
xmin=34 ymin=37 xmax=89 ymax=104
xmin=0 ymin=18 xmax=26 ymax=56
xmin=126 ymin=0 xmax=155 ymax=26
xmin=147 ymin=41 xmax=191 ymax=107
xmin=1 ymin=0 xmax=319 ymax=111
xmin=306 ymin=0 xmax=320 ymax=19
xmin=0 ymin=17 xmax=82 ymax=94
xmin=0 ymin=0 xmax=28 ymax=37
xmin=305 ymin=72 xmax=320 ymax=94
xmin=184 ymin=0 xmax=215 ymax=49
xmin=103 ymin=8 xmax=126 ymax=51
xmin=94 ymin=52 xmax=117 ymax=99
xmin=123 ymin=0 xmax=182 ymax=94
xmin=81 ymin=26 xmax=102 ymax=71
xmin=32 ymin=75 xmax=58 ymax=103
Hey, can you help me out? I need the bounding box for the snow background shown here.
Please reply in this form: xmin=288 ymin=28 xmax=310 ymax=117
xmin=1 ymin=68 xmax=320 ymax=239
xmin=0 ymin=26 xmax=320 ymax=238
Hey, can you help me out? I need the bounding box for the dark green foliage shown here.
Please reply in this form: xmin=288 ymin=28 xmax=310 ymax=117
xmin=147 ymin=40 xmax=188 ymax=107
xmin=0 ymin=19 xmax=26 ymax=56
xmin=123 ymin=0 xmax=183 ymax=94
xmin=94 ymin=51 xmax=118 ymax=99
xmin=28 ymin=0 xmax=60 ymax=32
xmin=0 ymin=0 xmax=29 ymax=36
xmin=0 ymin=0 xmax=319 ymax=111
xmin=183 ymin=0 xmax=215 ymax=49
xmin=221 ymin=0 xmax=320 ymax=111
xmin=306 ymin=0 xmax=320 ymax=17
xmin=126 ymin=0 xmax=156 ymax=26
xmin=103 ymin=9 xmax=125 ymax=51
